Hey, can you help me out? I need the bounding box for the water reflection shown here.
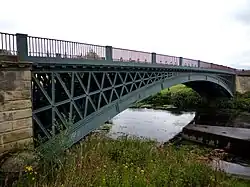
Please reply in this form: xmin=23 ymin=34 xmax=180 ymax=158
xmin=193 ymin=109 xmax=250 ymax=128
xmin=107 ymin=108 xmax=195 ymax=142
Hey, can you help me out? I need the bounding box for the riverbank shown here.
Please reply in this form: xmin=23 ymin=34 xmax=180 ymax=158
xmin=133 ymin=84 xmax=250 ymax=112
xmin=2 ymin=85 xmax=250 ymax=186
xmin=8 ymin=133 xmax=250 ymax=187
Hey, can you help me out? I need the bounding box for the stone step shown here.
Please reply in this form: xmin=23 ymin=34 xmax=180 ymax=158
xmin=184 ymin=124 xmax=250 ymax=141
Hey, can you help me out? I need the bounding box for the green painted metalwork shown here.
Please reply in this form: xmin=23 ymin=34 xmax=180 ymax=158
xmin=32 ymin=62 xmax=234 ymax=145
xmin=0 ymin=32 xmax=16 ymax=55
xmin=0 ymin=31 xmax=237 ymax=148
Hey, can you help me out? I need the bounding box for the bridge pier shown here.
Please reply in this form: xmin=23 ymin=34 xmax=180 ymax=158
xmin=0 ymin=60 xmax=33 ymax=154
xmin=235 ymin=72 xmax=250 ymax=94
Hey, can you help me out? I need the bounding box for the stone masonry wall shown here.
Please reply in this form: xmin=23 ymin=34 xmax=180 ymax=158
xmin=0 ymin=61 xmax=33 ymax=154
xmin=236 ymin=75 xmax=250 ymax=94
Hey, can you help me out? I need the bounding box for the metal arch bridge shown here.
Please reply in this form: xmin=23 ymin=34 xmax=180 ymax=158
xmin=0 ymin=32 xmax=236 ymax=148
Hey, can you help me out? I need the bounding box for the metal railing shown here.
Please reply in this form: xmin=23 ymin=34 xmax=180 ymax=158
xmin=112 ymin=47 xmax=151 ymax=63
xmin=27 ymin=36 xmax=105 ymax=60
xmin=156 ymin=54 xmax=179 ymax=66
xmin=0 ymin=32 xmax=17 ymax=55
xmin=182 ymin=58 xmax=199 ymax=67
xmin=0 ymin=31 xmax=236 ymax=73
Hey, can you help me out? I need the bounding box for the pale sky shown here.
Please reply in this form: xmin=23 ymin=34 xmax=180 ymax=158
xmin=0 ymin=0 xmax=250 ymax=69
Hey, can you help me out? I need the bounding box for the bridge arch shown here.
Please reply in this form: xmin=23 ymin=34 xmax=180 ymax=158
xmin=69 ymin=73 xmax=233 ymax=144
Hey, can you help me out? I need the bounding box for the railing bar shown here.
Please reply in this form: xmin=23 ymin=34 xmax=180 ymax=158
xmin=1 ymin=33 xmax=3 ymax=49
xmin=8 ymin=34 xmax=11 ymax=53
xmin=13 ymin=35 xmax=15 ymax=54
xmin=28 ymin=35 xmax=105 ymax=48
xmin=4 ymin=34 xmax=7 ymax=52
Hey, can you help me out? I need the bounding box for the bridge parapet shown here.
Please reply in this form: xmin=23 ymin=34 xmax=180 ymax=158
xmin=0 ymin=60 xmax=33 ymax=154
xmin=0 ymin=32 xmax=236 ymax=73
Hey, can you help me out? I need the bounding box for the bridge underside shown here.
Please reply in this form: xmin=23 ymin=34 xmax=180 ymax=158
xmin=32 ymin=62 xmax=235 ymax=147
xmin=184 ymin=81 xmax=233 ymax=98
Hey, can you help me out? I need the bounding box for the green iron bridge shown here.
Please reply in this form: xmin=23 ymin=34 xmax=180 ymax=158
xmin=0 ymin=32 xmax=236 ymax=148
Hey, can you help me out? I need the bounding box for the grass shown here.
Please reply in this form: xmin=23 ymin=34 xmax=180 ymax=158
xmin=13 ymin=134 xmax=249 ymax=187
xmin=160 ymin=84 xmax=193 ymax=95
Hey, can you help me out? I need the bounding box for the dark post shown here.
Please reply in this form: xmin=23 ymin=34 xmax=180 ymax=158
xmin=16 ymin=33 xmax=28 ymax=61
xmin=151 ymin=52 xmax=156 ymax=64
xmin=198 ymin=60 xmax=200 ymax=68
xmin=179 ymin=57 xmax=183 ymax=66
xmin=105 ymin=46 xmax=113 ymax=61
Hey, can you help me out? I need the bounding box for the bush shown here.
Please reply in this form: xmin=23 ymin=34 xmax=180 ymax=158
xmin=137 ymin=85 xmax=250 ymax=111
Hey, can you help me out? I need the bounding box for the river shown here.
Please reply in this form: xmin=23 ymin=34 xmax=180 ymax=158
xmin=106 ymin=108 xmax=250 ymax=143
xmin=107 ymin=108 xmax=195 ymax=142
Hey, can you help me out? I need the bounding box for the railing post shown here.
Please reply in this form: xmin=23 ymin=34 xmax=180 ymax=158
xmin=105 ymin=46 xmax=113 ymax=61
xmin=16 ymin=33 xmax=28 ymax=61
xmin=179 ymin=57 xmax=183 ymax=66
xmin=198 ymin=60 xmax=200 ymax=68
xmin=151 ymin=52 xmax=156 ymax=64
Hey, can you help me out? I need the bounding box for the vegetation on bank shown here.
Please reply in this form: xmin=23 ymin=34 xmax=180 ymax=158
xmin=135 ymin=84 xmax=250 ymax=111
xmin=10 ymin=134 xmax=249 ymax=187
xmin=2 ymin=85 xmax=250 ymax=186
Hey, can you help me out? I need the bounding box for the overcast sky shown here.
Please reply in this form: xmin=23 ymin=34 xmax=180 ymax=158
xmin=0 ymin=0 xmax=250 ymax=69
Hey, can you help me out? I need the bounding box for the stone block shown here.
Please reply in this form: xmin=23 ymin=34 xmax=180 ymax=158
xmin=0 ymin=138 xmax=33 ymax=154
xmin=0 ymin=90 xmax=31 ymax=102
xmin=0 ymin=70 xmax=31 ymax=81
xmin=1 ymin=128 xmax=33 ymax=144
xmin=0 ymin=100 xmax=31 ymax=112
xmin=0 ymin=108 xmax=32 ymax=123
xmin=12 ymin=117 xmax=32 ymax=130
xmin=0 ymin=121 xmax=12 ymax=133
xmin=0 ymin=80 xmax=31 ymax=91
xmin=0 ymin=117 xmax=32 ymax=133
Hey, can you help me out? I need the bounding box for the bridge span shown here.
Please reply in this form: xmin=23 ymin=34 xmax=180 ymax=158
xmin=0 ymin=32 xmax=236 ymax=152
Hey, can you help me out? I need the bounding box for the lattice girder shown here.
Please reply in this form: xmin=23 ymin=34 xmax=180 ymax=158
xmin=32 ymin=65 xmax=234 ymax=143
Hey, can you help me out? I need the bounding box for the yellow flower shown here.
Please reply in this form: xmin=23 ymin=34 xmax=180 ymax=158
xmin=124 ymin=165 xmax=128 ymax=169
xmin=32 ymin=177 xmax=35 ymax=181
xmin=25 ymin=166 xmax=33 ymax=172
xmin=140 ymin=169 xmax=144 ymax=173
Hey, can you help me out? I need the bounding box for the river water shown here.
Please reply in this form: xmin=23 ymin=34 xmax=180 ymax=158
xmin=106 ymin=108 xmax=250 ymax=143
xmin=107 ymin=108 xmax=195 ymax=143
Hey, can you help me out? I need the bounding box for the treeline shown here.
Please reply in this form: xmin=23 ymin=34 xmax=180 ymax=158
xmin=137 ymin=85 xmax=250 ymax=111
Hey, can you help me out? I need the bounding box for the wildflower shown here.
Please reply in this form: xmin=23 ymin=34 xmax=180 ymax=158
xmin=103 ymin=165 xmax=106 ymax=168
xmin=124 ymin=165 xmax=128 ymax=169
xmin=25 ymin=166 xmax=33 ymax=172
xmin=140 ymin=169 xmax=144 ymax=173
xmin=34 ymin=172 xmax=37 ymax=175
xmin=32 ymin=177 xmax=35 ymax=181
